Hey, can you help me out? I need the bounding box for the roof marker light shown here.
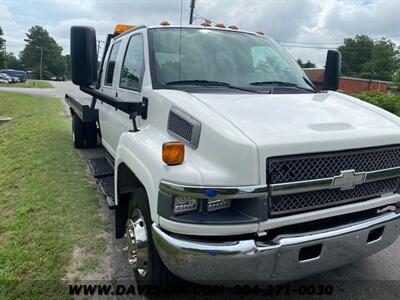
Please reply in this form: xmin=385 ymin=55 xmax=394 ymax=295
xmin=256 ymin=31 xmax=265 ymax=35
xmin=114 ymin=24 xmax=135 ymax=34
xmin=160 ymin=20 xmax=170 ymax=26
xmin=215 ymin=23 xmax=226 ymax=28
xmin=201 ymin=21 xmax=211 ymax=27
xmin=228 ymin=25 xmax=238 ymax=30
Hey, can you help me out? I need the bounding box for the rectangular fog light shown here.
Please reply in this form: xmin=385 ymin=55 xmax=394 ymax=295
xmin=174 ymin=196 xmax=198 ymax=214
xmin=207 ymin=199 xmax=231 ymax=212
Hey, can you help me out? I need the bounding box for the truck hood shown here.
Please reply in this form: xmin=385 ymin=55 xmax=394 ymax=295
xmin=190 ymin=91 xmax=400 ymax=157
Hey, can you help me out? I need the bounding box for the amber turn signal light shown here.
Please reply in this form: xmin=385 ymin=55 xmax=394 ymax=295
xmin=114 ymin=24 xmax=135 ymax=34
xmin=162 ymin=142 xmax=185 ymax=165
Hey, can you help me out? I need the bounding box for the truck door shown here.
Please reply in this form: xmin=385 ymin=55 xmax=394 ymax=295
xmin=112 ymin=33 xmax=145 ymax=145
xmin=101 ymin=33 xmax=145 ymax=155
xmin=99 ymin=40 xmax=122 ymax=155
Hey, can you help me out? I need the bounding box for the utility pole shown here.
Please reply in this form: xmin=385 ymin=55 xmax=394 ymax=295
xmin=189 ymin=0 xmax=196 ymax=24
xmin=4 ymin=40 xmax=7 ymax=69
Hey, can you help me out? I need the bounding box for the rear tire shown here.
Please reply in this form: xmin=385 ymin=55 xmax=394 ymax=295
xmin=85 ymin=121 xmax=97 ymax=148
xmin=72 ymin=114 xmax=85 ymax=148
xmin=125 ymin=188 xmax=177 ymax=289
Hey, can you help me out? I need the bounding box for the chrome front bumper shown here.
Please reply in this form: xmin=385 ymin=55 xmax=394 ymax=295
xmin=152 ymin=212 xmax=400 ymax=283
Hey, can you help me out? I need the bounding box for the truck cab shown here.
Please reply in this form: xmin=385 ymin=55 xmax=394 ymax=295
xmin=66 ymin=23 xmax=400 ymax=287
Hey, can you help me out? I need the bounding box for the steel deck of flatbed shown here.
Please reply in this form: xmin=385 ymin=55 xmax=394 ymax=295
xmin=65 ymin=93 xmax=98 ymax=122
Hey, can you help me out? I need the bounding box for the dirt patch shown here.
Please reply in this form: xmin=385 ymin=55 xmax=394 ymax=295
xmin=63 ymin=149 xmax=116 ymax=282
xmin=63 ymin=189 xmax=115 ymax=282
xmin=64 ymin=232 xmax=113 ymax=281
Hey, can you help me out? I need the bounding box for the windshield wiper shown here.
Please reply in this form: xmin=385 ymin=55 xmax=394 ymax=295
xmin=165 ymin=80 xmax=262 ymax=94
xmin=250 ymin=81 xmax=316 ymax=93
xmin=302 ymin=77 xmax=319 ymax=92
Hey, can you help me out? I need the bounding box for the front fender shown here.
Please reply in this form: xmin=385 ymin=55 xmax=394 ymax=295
xmin=114 ymin=127 xmax=202 ymax=223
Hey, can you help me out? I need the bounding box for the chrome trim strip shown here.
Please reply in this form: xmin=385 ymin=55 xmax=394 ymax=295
xmin=365 ymin=167 xmax=400 ymax=182
xmin=270 ymin=178 xmax=332 ymax=196
xmin=270 ymin=166 xmax=400 ymax=196
xmin=159 ymin=180 xmax=268 ymax=199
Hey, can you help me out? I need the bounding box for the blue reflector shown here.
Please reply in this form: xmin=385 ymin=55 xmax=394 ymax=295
xmin=204 ymin=188 xmax=218 ymax=197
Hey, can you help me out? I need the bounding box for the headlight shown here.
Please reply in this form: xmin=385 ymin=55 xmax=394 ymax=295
xmin=207 ymin=199 xmax=231 ymax=212
xmin=159 ymin=181 xmax=269 ymax=224
xmin=174 ymin=196 xmax=198 ymax=214
xmin=173 ymin=197 xmax=232 ymax=214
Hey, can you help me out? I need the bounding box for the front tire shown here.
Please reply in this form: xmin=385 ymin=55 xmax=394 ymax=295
xmin=125 ymin=188 xmax=176 ymax=288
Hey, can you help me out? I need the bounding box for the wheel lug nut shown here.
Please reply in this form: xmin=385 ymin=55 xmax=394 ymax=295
xmin=128 ymin=257 xmax=137 ymax=265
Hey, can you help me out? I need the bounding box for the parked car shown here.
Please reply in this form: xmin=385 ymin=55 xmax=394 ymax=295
xmin=0 ymin=69 xmax=27 ymax=83
xmin=0 ymin=78 xmax=9 ymax=84
xmin=66 ymin=24 xmax=400 ymax=287
xmin=0 ymin=73 xmax=12 ymax=83
xmin=51 ymin=76 xmax=65 ymax=81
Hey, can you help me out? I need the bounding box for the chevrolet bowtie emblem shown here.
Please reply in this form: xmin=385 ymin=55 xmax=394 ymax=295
xmin=331 ymin=170 xmax=366 ymax=190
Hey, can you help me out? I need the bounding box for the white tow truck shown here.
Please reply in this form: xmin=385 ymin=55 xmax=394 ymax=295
xmin=66 ymin=22 xmax=400 ymax=287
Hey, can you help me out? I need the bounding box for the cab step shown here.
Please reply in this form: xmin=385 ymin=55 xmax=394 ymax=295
xmin=97 ymin=176 xmax=116 ymax=209
xmin=88 ymin=156 xmax=115 ymax=209
xmin=88 ymin=157 xmax=114 ymax=178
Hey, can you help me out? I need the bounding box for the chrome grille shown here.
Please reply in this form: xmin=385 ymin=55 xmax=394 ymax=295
xmin=268 ymin=145 xmax=400 ymax=184
xmin=267 ymin=145 xmax=400 ymax=217
xmin=270 ymin=177 xmax=400 ymax=216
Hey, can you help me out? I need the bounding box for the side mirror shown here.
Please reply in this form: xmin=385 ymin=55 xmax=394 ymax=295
xmin=323 ymin=50 xmax=341 ymax=91
xmin=70 ymin=26 xmax=97 ymax=86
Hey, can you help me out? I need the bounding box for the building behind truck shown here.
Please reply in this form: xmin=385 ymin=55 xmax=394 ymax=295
xmin=304 ymin=68 xmax=392 ymax=94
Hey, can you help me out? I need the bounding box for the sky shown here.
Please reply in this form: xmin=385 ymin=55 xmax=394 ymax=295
xmin=0 ymin=0 xmax=399 ymax=67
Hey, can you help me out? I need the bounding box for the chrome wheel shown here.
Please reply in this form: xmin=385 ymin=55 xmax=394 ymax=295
xmin=125 ymin=208 xmax=149 ymax=277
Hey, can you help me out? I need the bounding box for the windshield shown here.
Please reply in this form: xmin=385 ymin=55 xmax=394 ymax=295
xmin=148 ymin=28 xmax=315 ymax=92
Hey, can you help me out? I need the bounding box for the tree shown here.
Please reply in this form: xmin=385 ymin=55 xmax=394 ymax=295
xmin=64 ymin=54 xmax=70 ymax=79
xmin=20 ymin=26 xmax=66 ymax=79
xmin=360 ymin=39 xmax=399 ymax=81
xmin=5 ymin=52 xmax=21 ymax=69
xmin=338 ymin=35 xmax=399 ymax=81
xmin=297 ymin=59 xmax=316 ymax=68
xmin=339 ymin=35 xmax=375 ymax=77
xmin=393 ymin=71 xmax=400 ymax=91
xmin=0 ymin=27 xmax=5 ymax=68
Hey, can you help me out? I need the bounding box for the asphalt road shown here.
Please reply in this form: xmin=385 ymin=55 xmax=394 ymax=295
xmin=1 ymin=81 xmax=399 ymax=299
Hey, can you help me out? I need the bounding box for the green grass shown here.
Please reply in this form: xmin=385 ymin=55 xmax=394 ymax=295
xmin=0 ymin=80 xmax=54 ymax=89
xmin=0 ymin=92 xmax=104 ymax=299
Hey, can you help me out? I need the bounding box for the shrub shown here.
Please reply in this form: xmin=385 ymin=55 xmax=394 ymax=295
xmin=352 ymin=91 xmax=400 ymax=116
